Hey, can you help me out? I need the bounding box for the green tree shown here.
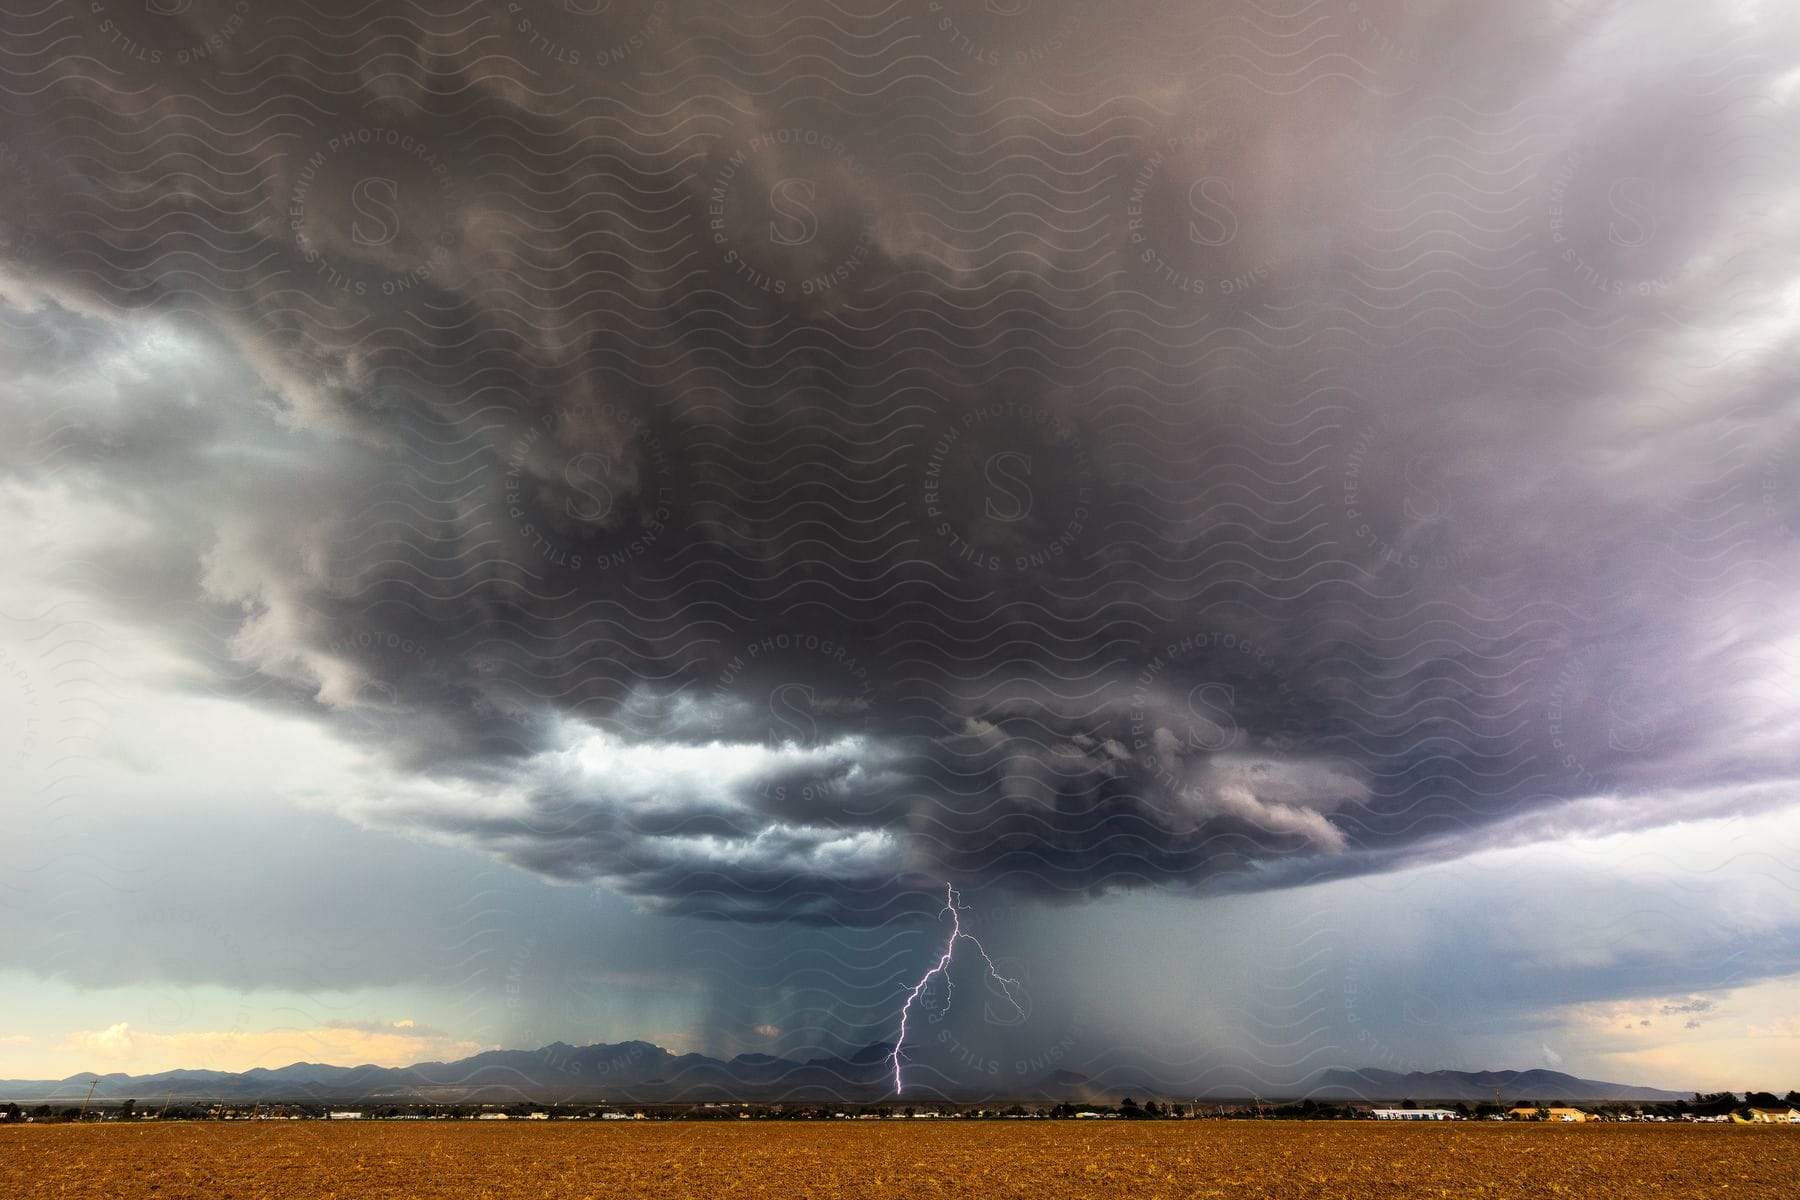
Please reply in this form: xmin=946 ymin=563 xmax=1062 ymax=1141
xmin=1693 ymin=1092 xmax=1739 ymax=1117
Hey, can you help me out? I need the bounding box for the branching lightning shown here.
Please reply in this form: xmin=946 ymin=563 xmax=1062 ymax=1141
xmin=888 ymin=884 xmax=1024 ymax=1094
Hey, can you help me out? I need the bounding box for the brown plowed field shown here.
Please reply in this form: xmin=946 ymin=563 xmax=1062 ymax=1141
xmin=4 ymin=1121 xmax=1796 ymax=1199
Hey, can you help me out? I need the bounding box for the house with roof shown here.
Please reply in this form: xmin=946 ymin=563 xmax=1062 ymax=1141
xmin=1743 ymin=1107 xmax=1800 ymax=1124
xmin=1508 ymin=1106 xmax=1594 ymax=1122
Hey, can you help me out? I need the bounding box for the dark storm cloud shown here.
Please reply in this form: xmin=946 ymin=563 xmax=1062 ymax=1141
xmin=3 ymin=0 xmax=1800 ymax=921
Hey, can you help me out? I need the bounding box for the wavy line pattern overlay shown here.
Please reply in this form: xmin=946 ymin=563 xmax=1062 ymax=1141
xmin=3 ymin=0 xmax=1800 ymax=1103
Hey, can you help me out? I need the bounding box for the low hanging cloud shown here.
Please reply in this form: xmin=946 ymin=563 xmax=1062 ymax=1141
xmin=2 ymin=0 xmax=1800 ymax=923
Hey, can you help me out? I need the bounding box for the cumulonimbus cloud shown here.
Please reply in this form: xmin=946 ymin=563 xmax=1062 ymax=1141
xmin=2 ymin=0 xmax=1799 ymax=923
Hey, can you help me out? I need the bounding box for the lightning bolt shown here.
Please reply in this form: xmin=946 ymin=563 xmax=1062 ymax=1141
xmin=888 ymin=884 xmax=1024 ymax=1094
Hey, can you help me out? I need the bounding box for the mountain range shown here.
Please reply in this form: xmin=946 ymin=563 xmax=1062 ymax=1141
xmin=1304 ymin=1067 xmax=1687 ymax=1104
xmin=0 ymin=1043 xmax=1690 ymax=1105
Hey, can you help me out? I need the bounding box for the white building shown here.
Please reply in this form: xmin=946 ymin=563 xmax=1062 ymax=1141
xmin=1747 ymin=1107 xmax=1800 ymax=1124
xmin=1372 ymin=1108 xmax=1459 ymax=1120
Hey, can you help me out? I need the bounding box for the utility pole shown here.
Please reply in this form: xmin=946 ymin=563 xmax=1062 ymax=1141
xmin=78 ymin=1079 xmax=98 ymax=1121
xmin=159 ymin=1091 xmax=173 ymax=1119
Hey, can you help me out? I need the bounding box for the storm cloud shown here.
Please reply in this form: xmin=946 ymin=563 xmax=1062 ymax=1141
xmin=4 ymin=0 xmax=1800 ymax=929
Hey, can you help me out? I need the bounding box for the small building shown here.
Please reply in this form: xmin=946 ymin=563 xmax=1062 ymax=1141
xmin=1746 ymin=1107 xmax=1800 ymax=1124
xmin=1372 ymin=1108 xmax=1459 ymax=1120
xmin=326 ymin=1111 xmax=364 ymax=1120
xmin=1508 ymin=1106 xmax=1593 ymax=1122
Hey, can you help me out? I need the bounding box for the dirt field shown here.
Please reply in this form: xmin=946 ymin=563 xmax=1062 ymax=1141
xmin=4 ymin=1121 xmax=1796 ymax=1199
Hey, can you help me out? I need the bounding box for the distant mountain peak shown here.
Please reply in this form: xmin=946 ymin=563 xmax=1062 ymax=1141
xmin=1306 ymin=1067 xmax=1687 ymax=1103
xmin=0 ymin=1048 xmax=1688 ymax=1106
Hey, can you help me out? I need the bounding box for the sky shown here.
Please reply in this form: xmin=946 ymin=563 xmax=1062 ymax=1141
xmin=2 ymin=0 xmax=1800 ymax=1096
